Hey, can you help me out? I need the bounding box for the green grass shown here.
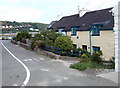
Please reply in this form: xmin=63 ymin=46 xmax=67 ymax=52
xmin=70 ymin=61 xmax=114 ymax=71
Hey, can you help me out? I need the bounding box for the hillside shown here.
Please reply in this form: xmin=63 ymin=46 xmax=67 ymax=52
xmin=1 ymin=21 xmax=48 ymax=33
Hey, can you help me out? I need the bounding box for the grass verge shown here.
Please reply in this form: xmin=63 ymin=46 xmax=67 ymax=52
xmin=70 ymin=61 xmax=114 ymax=71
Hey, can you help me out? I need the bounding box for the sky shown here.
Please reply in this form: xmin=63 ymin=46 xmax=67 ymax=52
xmin=0 ymin=0 xmax=119 ymax=24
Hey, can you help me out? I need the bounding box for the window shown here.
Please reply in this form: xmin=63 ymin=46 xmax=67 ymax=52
xmin=57 ymin=29 xmax=66 ymax=35
xmin=77 ymin=36 xmax=79 ymax=39
xmin=82 ymin=45 xmax=87 ymax=50
xmin=73 ymin=44 xmax=77 ymax=48
xmin=58 ymin=29 xmax=64 ymax=33
xmin=91 ymin=26 xmax=100 ymax=36
xmin=93 ymin=46 xmax=100 ymax=52
xmin=71 ymin=27 xmax=78 ymax=36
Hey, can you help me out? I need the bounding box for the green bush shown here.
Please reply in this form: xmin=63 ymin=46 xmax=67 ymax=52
xmin=69 ymin=50 xmax=111 ymax=71
xmin=30 ymin=31 xmax=63 ymax=50
xmin=70 ymin=61 xmax=93 ymax=71
xmin=81 ymin=54 xmax=91 ymax=62
xmin=34 ymin=33 xmax=43 ymax=40
xmin=30 ymin=40 xmax=42 ymax=50
xmin=109 ymin=56 xmax=115 ymax=69
xmin=40 ymin=31 xmax=62 ymax=46
xmin=90 ymin=51 xmax=103 ymax=63
xmin=70 ymin=61 xmax=114 ymax=71
xmin=15 ymin=31 xmax=31 ymax=41
xmin=13 ymin=37 xmax=16 ymax=40
xmin=2 ymin=37 xmax=5 ymax=40
xmin=54 ymin=36 xmax=73 ymax=51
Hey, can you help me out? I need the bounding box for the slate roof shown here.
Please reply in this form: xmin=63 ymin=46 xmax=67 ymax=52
xmin=52 ymin=14 xmax=79 ymax=30
xmin=49 ymin=7 xmax=114 ymax=31
xmin=45 ymin=21 xmax=58 ymax=30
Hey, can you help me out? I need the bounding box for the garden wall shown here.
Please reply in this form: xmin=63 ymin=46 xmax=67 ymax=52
xmin=11 ymin=40 xmax=80 ymax=61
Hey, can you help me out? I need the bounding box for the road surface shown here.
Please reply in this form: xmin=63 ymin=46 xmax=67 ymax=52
xmin=1 ymin=40 xmax=118 ymax=86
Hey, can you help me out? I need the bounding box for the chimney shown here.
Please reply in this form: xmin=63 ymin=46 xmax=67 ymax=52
xmin=79 ymin=8 xmax=88 ymax=17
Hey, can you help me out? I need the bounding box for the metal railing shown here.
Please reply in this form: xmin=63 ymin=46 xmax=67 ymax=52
xmin=41 ymin=46 xmax=85 ymax=57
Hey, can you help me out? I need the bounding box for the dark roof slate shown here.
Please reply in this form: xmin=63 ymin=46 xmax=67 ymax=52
xmin=52 ymin=14 xmax=79 ymax=29
xmin=50 ymin=7 xmax=114 ymax=31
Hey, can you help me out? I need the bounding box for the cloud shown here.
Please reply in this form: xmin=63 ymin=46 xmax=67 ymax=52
xmin=2 ymin=0 xmax=25 ymax=3
xmin=0 ymin=0 xmax=119 ymax=23
xmin=0 ymin=6 xmax=42 ymax=22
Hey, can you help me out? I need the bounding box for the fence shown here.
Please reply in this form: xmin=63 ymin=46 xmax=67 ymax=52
xmin=41 ymin=46 xmax=89 ymax=57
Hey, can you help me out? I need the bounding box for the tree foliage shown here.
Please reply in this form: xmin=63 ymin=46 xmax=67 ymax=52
xmin=15 ymin=31 xmax=31 ymax=41
xmin=54 ymin=36 xmax=73 ymax=50
xmin=31 ymin=31 xmax=63 ymax=48
xmin=40 ymin=31 xmax=62 ymax=46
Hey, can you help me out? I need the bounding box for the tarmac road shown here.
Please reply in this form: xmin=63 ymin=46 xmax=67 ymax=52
xmin=1 ymin=40 xmax=118 ymax=86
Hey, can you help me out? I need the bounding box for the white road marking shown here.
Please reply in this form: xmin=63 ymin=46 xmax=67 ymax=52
xmin=23 ymin=59 xmax=32 ymax=62
xmin=33 ymin=58 xmax=39 ymax=61
xmin=39 ymin=58 xmax=44 ymax=61
xmin=56 ymin=78 xmax=62 ymax=83
xmin=13 ymin=84 xmax=18 ymax=86
xmin=1 ymin=43 xmax=30 ymax=86
xmin=56 ymin=77 xmax=68 ymax=83
xmin=50 ymin=59 xmax=72 ymax=67
xmin=40 ymin=69 xmax=49 ymax=72
xmin=63 ymin=77 xmax=68 ymax=80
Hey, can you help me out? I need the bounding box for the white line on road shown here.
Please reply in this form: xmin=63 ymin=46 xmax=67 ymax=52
xmin=23 ymin=59 xmax=32 ymax=62
xmin=39 ymin=58 xmax=44 ymax=61
xmin=1 ymin=43 xmax=30 ymax=86
xmin=33 ymin=58 xmax=39 ymax=61
xmin=40 ymin=68 xmax=49 ymax=72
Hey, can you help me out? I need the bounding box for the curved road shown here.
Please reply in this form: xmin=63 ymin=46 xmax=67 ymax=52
xmin=2 ymin=40 xmax=118 ymax=86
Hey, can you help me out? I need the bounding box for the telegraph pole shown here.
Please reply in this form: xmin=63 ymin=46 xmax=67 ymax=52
xmin=89 ymin=29 xmax=93 ymax=55
xmin=89 ymin=24 xmax=103 ymax=55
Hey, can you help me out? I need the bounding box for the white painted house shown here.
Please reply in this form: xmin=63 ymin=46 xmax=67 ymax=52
xmin=114 ymin=1 xmax=120 ymax=72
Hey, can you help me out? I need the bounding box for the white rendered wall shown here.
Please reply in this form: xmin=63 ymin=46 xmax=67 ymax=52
xmin=113 ymin=1 xmax=120 ymax=72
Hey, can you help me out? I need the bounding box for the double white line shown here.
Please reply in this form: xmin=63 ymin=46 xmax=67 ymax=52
xmin=1 ymin=43 xmax=30 ymax=86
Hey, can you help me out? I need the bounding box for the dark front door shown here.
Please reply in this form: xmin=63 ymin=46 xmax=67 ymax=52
xmin=82 ymin=45 xmax=87 ymax=50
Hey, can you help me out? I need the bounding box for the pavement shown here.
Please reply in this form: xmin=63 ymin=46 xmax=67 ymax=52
xmin=97 ymin=72 xmax=119 ymax=84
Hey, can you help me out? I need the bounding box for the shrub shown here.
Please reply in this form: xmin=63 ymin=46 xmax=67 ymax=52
xmin=21 ymin=39 xmax=27 ymax=44
xmin=54 ymin=36 xmax=73 ymax=51
xmin=70 ymin=50 xmax=114 ymax=71
xmin=15 ymin=31 xmax=31 ymax=41
xmin=30 ymin=40 xmax=42 ymax=50
xmin=81 ymin=54 xmax=91 ymax=62
xmin=70 ymin=61 xmax=94 ymax=71
xmin=90 ymin=51 xmax=103 ymax=63
xmin=39 ymin=31 xmax=63 ymax=46
xmin=109 ymin=56 xmax=115 ymax=69
xmin=70 ymin=60 xmax=114 ymax=71
xmin=13 ymin=37 xmax=16 ymax=40
xmin=34 ymin=33 xmax=43 ymax=40
xmin=2 ymin=37 xmax=5 ymax=40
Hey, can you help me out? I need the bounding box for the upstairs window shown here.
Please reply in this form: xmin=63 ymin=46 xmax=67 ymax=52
xmin=91 ymin=26 xmax=100 ymax=36
xmin=58 ymin=29 xmax=64 ymax=33
xmin=71 ymin=27 xmax=78 ymax=36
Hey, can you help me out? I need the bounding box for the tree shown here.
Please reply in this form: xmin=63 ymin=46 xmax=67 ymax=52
xmin=40 ymin=31 xmax=62 ymax=46
xmin=54 ymin=36 xmax=73 ymax=50
xmin=15 ymin=31 xmax=31 ymax=41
